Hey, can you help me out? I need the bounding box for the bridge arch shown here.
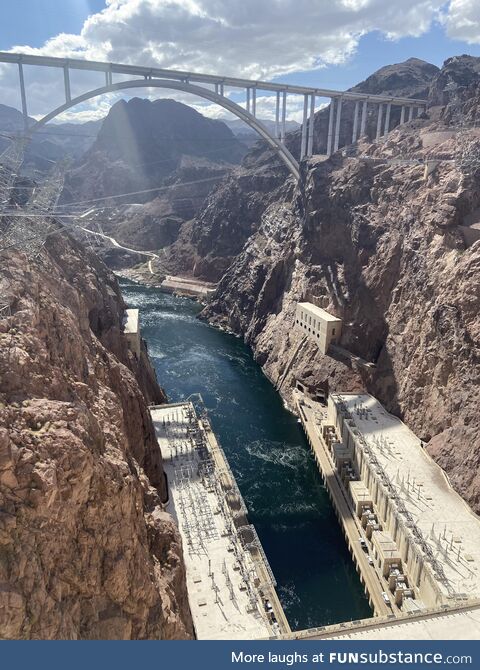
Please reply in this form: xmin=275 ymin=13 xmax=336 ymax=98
xmin=30 ymin=79 xmax=300 ymax=180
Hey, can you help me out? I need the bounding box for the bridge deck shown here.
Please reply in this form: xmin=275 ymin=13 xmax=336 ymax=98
xmin=0 ymin=52 xmax=427 ymax=105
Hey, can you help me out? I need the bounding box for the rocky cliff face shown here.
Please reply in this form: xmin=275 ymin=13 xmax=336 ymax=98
xmin=154 ymin=58 xmax=441 ymax=284
xmin=0 ymin=230 xmax=193 ymax=639
xmin=157 ymin=165 xmax=294 ymax=281
xmin=86 ymin=158 xmax=232 ymax=261
xmin=62 ymin=98 xmax=247 ymax=264
xmin=0 ymin=104 xmax=101 ymax=173
xmin=196 ymin=58 xmax=480 ymax=513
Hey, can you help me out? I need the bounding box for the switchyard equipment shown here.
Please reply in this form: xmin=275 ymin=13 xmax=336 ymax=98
xmin=150 ymin=401 xmax=289 ymax=639
xmin=325 ymin=393 xmax=480 ymax=609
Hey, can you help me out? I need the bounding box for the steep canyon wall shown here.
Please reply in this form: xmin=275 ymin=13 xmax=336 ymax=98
xmin=0 ymin=230 xmax=193 ymax=639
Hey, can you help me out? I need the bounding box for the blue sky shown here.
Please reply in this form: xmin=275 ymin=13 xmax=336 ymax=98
xmin=1 ymin=1 xmax=106 ymax=51
xmin=285 ymin=26 xmax=480 ymax=91
xmin=1 ymin=0 xmax=479 ymax=122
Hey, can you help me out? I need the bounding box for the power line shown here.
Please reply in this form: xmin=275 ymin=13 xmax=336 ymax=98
xmin=53 ymin=174 xmax=227 ymax=209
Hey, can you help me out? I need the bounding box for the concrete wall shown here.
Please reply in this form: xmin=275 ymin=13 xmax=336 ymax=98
xmin=123 ymin=308 xmax=141 ymax=358
xmin=295 ymin=303 xmax=342 ymax=354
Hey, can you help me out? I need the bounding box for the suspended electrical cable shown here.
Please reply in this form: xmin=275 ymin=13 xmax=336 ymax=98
xmin=52 ymin=174 xmax=228 ymax=209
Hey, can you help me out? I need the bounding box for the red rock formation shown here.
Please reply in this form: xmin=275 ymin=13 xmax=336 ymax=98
xmin=0 ymin=229 xmax=193 ymax=639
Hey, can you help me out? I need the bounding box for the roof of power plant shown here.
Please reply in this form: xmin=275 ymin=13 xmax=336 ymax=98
xmin=297 ymin=302 xmax=342 ymax=323
xmin=329 ymin=393 xmax=480 ymax=600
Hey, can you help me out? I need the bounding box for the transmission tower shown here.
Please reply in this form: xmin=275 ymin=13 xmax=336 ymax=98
xmin=0 ymin=135 xmax=27 ymax=205
xmin=1 ymin=157 xmax=70 ymax=259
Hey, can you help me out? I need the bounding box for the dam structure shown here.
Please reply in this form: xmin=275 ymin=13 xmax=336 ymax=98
xmin=294 ymin=389 xmax=480 ymax=637
xmin=150 ymin=400 xmax=289 ymax=640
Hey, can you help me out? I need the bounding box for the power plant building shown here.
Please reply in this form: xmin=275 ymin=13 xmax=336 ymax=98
xmin=324 ymin=393 xmax=480 ymax=610
xmin=295 ymin=302 xmax=342 ymax=354
xmin=123 ymin=308 xmax=141 ymax=358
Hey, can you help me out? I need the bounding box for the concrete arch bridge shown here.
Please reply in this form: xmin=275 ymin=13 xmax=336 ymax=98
xmin=0 ymin=52 xmax=428 ymax=182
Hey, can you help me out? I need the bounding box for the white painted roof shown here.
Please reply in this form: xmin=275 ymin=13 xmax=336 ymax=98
xmin=298 ymin=302 xmax=342 ymax=322
xmin=330 ymin=393 xmax=480 ymax=600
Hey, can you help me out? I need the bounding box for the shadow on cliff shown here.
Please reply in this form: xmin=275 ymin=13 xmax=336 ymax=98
xmin=296 ymin=158 xmax=403 ymax=417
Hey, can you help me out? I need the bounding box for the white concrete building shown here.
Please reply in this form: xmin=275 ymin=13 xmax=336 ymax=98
xmin=123 ymin=308 xmax=140 ymax=358
xmin=326 ymin=392 xmax=480 ymax=610
xmin=295 ymin=302 xmax=342 ymax=354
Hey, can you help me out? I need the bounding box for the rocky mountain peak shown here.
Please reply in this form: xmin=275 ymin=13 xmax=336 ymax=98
xmin=351 ymin=57 xmax=439 ymax=99
xmin=429 ymin=54 xmax=480 ymax=106
xmin=61 ymin=97 xmax=246 ymax=204
xmin=94 ymin=96 xmax=245 ymax=166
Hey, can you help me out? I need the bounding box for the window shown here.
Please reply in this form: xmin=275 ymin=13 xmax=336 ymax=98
xmin=332 ymin=328 xmax=336 ymax=335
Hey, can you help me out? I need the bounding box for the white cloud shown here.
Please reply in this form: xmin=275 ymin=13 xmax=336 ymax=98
xmin=443 ymin=0 xmax=480 ymax=43
xmin=1 ymin=0 xmax=474 ymax=126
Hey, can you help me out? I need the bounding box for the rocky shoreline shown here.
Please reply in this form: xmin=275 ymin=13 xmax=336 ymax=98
xmin=115 ymin=266 xmax=217 ymax=300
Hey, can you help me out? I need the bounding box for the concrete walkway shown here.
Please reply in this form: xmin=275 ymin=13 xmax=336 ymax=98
xmin=287 ymin=599 xmax=480 ymax=640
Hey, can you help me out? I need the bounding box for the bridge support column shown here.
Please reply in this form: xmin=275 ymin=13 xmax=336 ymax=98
xmin=352 ymin=100 xmax=359 ymax=143
xmin=300 ymin=94 xmax=308 ymax=159
xmin=18 ymin=62 xmax=28 ymax=130
xmin=246 ymin=87 xmax=251 ymax=114
xmin=400 ymin=105 xmax=405 ymax=124
xmin=105 ymin=69 xmax=112 ymax=86
xmin=383 ymin=102 xmax=391 ymax=136
xmin=307 ymin=93 xmax=315 ymax=156
xmin=333 ymin=96 xmax=343 ymax=153
xmin=376 ymin=103 xmax=383 ymax=140
xmin=63 ymin=66 xmax=71 ymax=103
xmin=275 ymin=91 xmax=280 ymax=139
xmin=408 ymin=106 xmax=414 ymax=121
xmin=281 ymin=91 xmax=287 ymax=143
xmin=252 ymin=87 xmax=256 ymax=117
xmin=360 ymin=100 xmax=367 ymax=137
xmin=326 ymin=98 xmax=335 ymax=156
xmin=220 ymin=83 xmax=224 ymax=96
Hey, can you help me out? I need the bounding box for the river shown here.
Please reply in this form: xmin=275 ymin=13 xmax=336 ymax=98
xmin=120 ymin=280 xmax=372 ymax=631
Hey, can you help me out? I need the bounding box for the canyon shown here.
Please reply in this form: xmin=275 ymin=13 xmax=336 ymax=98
xmin=109 ymin=57 xmax=480 ymax=514
xmin=1 ymin=52 xmax=480 ymax=639
xmin=179 ymin=58 xmax=480 ymax=515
